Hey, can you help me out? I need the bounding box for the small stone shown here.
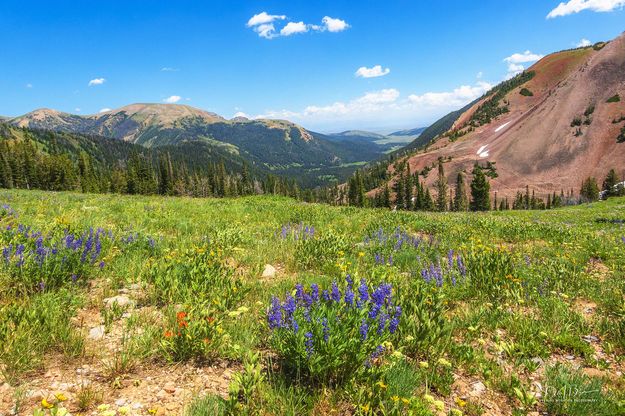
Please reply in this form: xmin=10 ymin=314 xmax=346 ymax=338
xmin=132 ymin=403 xmax=144 ymax=409
xmin=469 ymin=381 xmax=486 ymax=397
xmin=156 ymin=389 xmax=167 ymax=400
xmin=565 ymin=355 xmax=575 ymax=360
xmin=88 ymin=325 xmax=106 ymax=340
xmin=103 ymin=295 xmax=133 ymax=309
xmin=261 ymin=264 xmax=276 ymax=278
xmin=582 ymin=335 xmax=599 ymax=343
xmin=164 ymin=382 xmax=176 ymax=394
xmin=115 ymin=398 xmax=127 ymax=406
xmin=118 ymin=288 xmax=129 ymax=294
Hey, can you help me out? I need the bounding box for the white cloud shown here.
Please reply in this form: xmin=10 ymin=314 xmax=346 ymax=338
xmin=281 ymin=21 xmax=308 ymax=36
xmin=255 ymin=81 xmax=492 ymax=131
xmin=75 ymin=108 xmax=81 ymax=112
xmin=25 ymin=83 xmax=33 ymax=88
xmin=477 ymin=71 xmax=483 ymax=79
xmin=504 ymin=51 xmax=544 ymax=64
xmin=161 ymin=67 xmax=179 ymax=72
xmin=547 ymin=0 xmax=625 ymax=18
xmin=503 ymin=51 xmax=544 ymax=78
xmin=163 ymin=95 xmax=181 ymax=104
xmin=321 ymin=16 xmax=350 ymax=32
xmin=576 ymin=38 xmax=592 ymax=47
xmin=355 ymin=65 xmax=391 ymax=78
xmin=246 ymin=12 xmax=349 ymax=39
xmin=407 ymin=82 xmax=493 ymax=107
xmin=99 ymin=108 xmax=112 ymax=113
xmin=233 ymin=111 xmax=250 ymax=119
xmin=88 ymin=78 xmax=106 ymax=86
xmin=247 ymin=12 xmax=286 ymax=27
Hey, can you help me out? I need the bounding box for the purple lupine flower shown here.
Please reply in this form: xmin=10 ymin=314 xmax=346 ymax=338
xmin=322 ymin=318 xmax=329 ymax=342
xmin=447 ymin=249 xmax=455 ymax=269
xmin=457 ymin=255 xmax=466 ymax=278
xmin=321 ymin=289 xmax=330 ymax=302
xmin=2 ymin=245 xmax=11 ymax=263
xmin=310 ymin=284 xmax=319 ymax=303
xmin=267 ymin=296 xmax=283 ymax=329
xmin=282 ymin=295 xmax=296 ymax=321
xmin=38 ymin=281 xmax=45 ymax=292
xmin=358 ymin=279 xmax=369 ymax=304
xmin=389 ymin=306 xmax=401 ymax=334
xmin=330 ymin=281 xmax=341 ymax=302
xmin=99 ymin=261 xmax=105 ymax=269
xmin=292 ymin=320 xmax=299 ymax=333
xmin=344 ymin=287 xmax=354 ymax=306
xmin=524 ymin=254 xmax=531 ymax=266
xmin=377 ymin=313 xmax=388 ymax=335
xmin=71 ymin=274 xmax=78 ymax=284
xmin=304 ymin=332 xmax=314 ymax=357
xmin=359 ymin=319 xmax=369 ymax=341
xmin=346 ymin=274 xmax=354 ymax=288
xmin=295 ymin=284 xmax=304 ymax=303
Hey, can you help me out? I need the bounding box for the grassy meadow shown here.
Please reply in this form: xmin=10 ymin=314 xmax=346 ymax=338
xmin=1 ymin=189 xmax=624 ymax=416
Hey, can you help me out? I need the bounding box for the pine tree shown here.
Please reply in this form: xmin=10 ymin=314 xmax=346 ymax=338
xmin=453 ymin=172 xmax=469 ymax=211
xmin=470 ymin=163 xmax=490 ymax=211
xmin=602 ymin=169 xmax=619 ymax=198
xmin=404 ymin=165 xmax=413 ymax=210
xmin=435 ymin=158 xmax=448 ymax=211
xmin=580 ymin=177 xmax=600 ymax=202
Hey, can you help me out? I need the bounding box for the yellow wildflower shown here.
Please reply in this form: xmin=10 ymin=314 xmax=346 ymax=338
xmin=55 ymin=393 xmax=68 ymax=402
xmin=118 ymin=406 xmax=130 ymax=415
xmin=147 ymin=409 xmax=157 ymax=415
xmin=455 ymin=397 xmax=467 ymax=407
xmin=358 ymin=251 xmax=365 ymax=257
xmin=423 ymin=394 xmax=435 ymax=403
xmin=434 ymin=400 xmax=445 ymax=411
xmin=376 ymin=381 xmax=387 ymax=389
xmin=97 ymin=404 xmax=110 ymax=412
xmin=360 ymin=404 xmax=370 ymax=412
xmin=391 ymin=395 xmax=400 ymax=402
xmin=419 ymin=361 xmax=429 ymax=369
xmin=401 ymin=398 xmax=410 ymax=405
xmin=437 ymin=357 xmax=452 ymax=368
xmin=41 ymin=399 xmax=54 ymax=409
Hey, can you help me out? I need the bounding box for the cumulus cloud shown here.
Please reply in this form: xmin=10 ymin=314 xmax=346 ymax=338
xmin=161 ymin=67 xmax=179 ymax=72
xmin=88 ymin=78 xmax=106 ymax=86
xmin=254 ymin=81 xmax=492 ymax=131
xmin=503 ymin=51 xmax=544 ymax=78
xmin=355 ymin=65 xmax=391 ymax=78
xmin=246 ymin=11 xmax=349 ymax=39
xmin=281 ymin=21 xmax=308 ymax=36
xmin=321 ymin=16 xmax=350 ymax=32
xmin=233 ymin=111 xmax=250 ymax=119
xmin=576 ymin=38 xmax=592 ymax=47
xmin=247 ymin=11 xmax=286 ymax=27
xmin=99 ymin=108 xmax=112 ymax=113
xmin=163 ymin=95 xmax=181 ymax=104
xmin=547 ymin=0 xmax=625 ymax=18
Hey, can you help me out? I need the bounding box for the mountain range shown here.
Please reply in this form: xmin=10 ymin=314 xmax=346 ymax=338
xmin=6 ymin=104 xmax=405 ymax=186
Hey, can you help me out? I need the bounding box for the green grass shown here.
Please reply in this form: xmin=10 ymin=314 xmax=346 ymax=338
xmin=1 ymin=189 xmax=625 ymax=414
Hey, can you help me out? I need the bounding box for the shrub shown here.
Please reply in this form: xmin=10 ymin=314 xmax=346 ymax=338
xmin=519 ymin=88 xmax=533 ymax=97
xmin=606 ymin=94 xmax=620 ymax=103
xmin=294 ymin=230 xmax=349 ymax=272
xmin=267 ymin=277 xmax=401 ymax=385
xmin=396 ymin=281 xmax=451 ymax=359
xmin=146 ymin=244 xmax=245 ymax=310
xmin=570 ymin=117 xmax=582 ymax=127
xmin=618 ymin=126 xmax=625 ymax=143
xmin=159 ymin=307 xmax=224 ymax=362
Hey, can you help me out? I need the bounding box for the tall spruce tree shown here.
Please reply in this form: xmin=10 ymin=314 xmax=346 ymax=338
xmin=435 ymin=158 xmax=448 ymax=211
xmin=470 ymin=163 xmax=490 ymax=211
xmin=453 ymin=172 xmax=469 ymax=211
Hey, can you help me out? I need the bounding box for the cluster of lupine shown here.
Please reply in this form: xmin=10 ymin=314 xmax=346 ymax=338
xmin=418 ymin=249 xmax=466 ymax=287
xmin=276 ymin=222 xmax=315 ymax=241
xmin=363 ymin=227 xmax=436 ymax=251
xmin=0 ymin=204 xmax=17 ymax=218
xmin=374 ymin=253 xmax=393 ymax=266
xmin=1 ymin=225 xmax=109 ymax=292
xmin=267 ymin=276 xmax=400 ymax=383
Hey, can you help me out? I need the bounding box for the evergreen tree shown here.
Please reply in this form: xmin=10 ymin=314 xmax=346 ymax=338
xmin=435 ymin=158 xmax=448 ymax=211
xmin=470 ymin=163 xmax=490 ymax=211
xmin=453 ymin=172 xmax=469 ymax=211
xmin=580 ymin=177 xmax=600 ymax=202
xmin=602 ymin=169 xmax=620 ymax=198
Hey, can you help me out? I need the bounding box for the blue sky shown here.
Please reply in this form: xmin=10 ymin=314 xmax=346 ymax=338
xmin=1 ymin=0 xmax=624 ymax=133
